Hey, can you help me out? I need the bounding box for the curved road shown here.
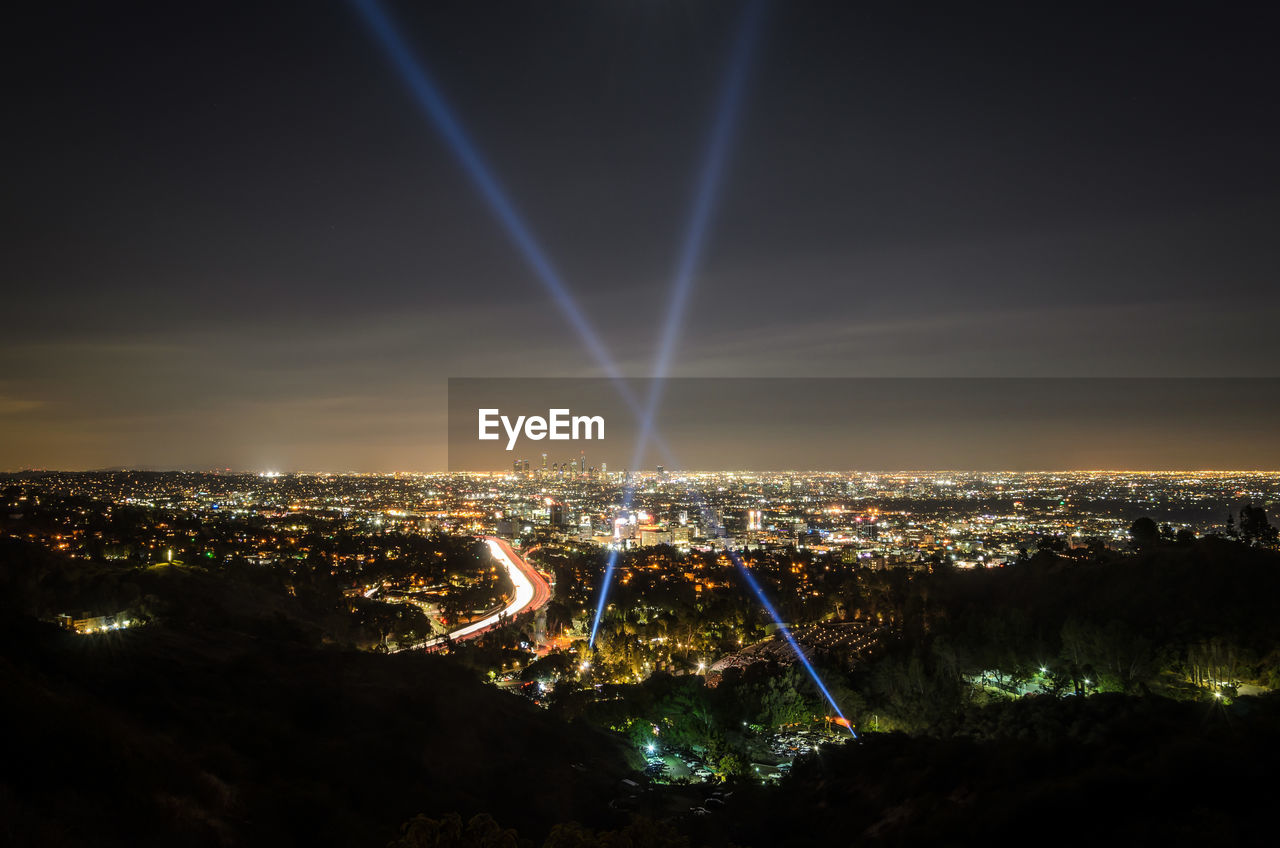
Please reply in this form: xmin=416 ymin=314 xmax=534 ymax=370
xmin=419 ymin=536 xmax=551 ymax=649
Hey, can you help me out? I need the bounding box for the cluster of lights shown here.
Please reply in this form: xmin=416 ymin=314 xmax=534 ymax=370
xmin=355 ymin=0 xmax=850 ymax=732
xmin=80 ymin=619 xmax=134 ymax=635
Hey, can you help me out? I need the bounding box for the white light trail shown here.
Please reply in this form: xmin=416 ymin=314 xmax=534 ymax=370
xmin=418 ymin=538 xmax=538 ymax=648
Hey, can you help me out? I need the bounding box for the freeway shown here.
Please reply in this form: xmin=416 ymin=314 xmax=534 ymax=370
xmin=418 ymin=536 xmax=551 ymax=649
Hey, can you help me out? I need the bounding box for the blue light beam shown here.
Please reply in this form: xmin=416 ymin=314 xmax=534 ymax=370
xmin=696 ymin=498 xmax=856 ymax=736
xmin=650 ymin=0 xmax=766 ymax=391
xmin=723 ymin=544 xmax=856 ymax=735
xmin=590 ymin=0 xmax=767 ymax=647
xmin=350 ymin=0 xmax=624 ymax=384
xmin=352 ymin=0 xmax=691 ymax=465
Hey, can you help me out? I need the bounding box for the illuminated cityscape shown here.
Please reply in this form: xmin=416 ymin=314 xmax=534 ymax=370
xmin=5 ymin=0 xmax=1280 ymax=845
xmin=11 ymin=468 xmax=1277 ymax=575
xmin=4 ymin=464 xmax=1280 ymax=844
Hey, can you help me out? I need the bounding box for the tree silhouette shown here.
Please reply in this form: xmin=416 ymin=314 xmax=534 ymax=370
xmin=389 ymin=812 xmax=521 ymax=848
xmin=1128 ymin=517 xmax=1160 ymax=550
xmin=1239 ymin=503 xmax=1278 ymax=546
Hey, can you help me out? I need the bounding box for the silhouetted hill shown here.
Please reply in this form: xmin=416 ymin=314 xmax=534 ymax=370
xmin=701 ymin=692 xmax=1280 ymax=847
xmin=0 ymin=571 xmax=636 ymax=846
xmin=7 ymin=535 xmax=1280 ymax=847
xmin=932 ymin=538 xmax=1280 ymax=649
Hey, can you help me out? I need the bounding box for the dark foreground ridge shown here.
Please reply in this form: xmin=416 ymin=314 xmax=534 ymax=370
xmin=4 ymin=533 xmax=1280 ymax=846
xmin=0 ymin=539 xmax=633 ymax=847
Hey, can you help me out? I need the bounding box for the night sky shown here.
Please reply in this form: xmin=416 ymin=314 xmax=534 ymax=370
xmin=5 ymin=1 xmax=1278 ymax=471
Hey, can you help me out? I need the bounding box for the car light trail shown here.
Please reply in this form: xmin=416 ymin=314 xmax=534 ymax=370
xmin=416 ymin=537 xmax=547 ymax=649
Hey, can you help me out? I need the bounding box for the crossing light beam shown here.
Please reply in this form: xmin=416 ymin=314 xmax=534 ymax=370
xmin=350 ymin=0 xmax=624 ymax=384
xmin=351 ymin=0 xmax=690 ymax=462
xmin=590 ymin=0 xmax=767 ymax=647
